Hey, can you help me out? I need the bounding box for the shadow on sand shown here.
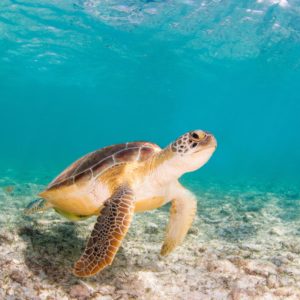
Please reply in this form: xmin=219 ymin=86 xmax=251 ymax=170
xmin=18 ymin=218 xmax=135 ymax=295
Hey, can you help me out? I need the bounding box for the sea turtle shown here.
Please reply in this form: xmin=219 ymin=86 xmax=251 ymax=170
xmin=25 ymin=130 xmax=217 ymax=277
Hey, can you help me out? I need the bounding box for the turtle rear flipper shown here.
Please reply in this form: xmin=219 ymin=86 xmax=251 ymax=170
xmin=24 ymin=198 xmax=51 ymax=215
xmin=73 ymin=185 xmax=135 ymax=277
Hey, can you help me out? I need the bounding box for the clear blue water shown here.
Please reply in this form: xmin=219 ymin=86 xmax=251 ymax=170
xmin=1 ymin=0 xmax=300 ymax=188
xmin=0 ymin=0 xmax=300 ymax=204
xmin=0 ymin=0 xmax=299 ymax=232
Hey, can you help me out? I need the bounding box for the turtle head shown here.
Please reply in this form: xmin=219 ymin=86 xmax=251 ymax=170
xmin=169 ymin=130 xmax=217 ymax=172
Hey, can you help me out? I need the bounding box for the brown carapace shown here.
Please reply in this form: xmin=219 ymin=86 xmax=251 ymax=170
xmin=47 ymin=142 xmax=161 ymax=191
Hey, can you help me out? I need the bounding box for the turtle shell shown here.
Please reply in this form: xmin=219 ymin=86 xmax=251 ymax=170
xmin=46 ymin=142 xmax=161 ymax=191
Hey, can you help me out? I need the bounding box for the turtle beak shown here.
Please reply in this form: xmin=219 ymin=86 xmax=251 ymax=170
xmin=192 ymin=131 xmax=217 ymax=153
xmin=209 ymin=134 xmax=217 ymax=149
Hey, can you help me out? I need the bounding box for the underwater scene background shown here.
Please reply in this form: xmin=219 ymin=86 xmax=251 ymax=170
xmin=1 ymin=0 xmax=300 ymax=299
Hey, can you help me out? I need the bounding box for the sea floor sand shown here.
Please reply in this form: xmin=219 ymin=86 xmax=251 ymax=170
xmin=0 ymin=180 xmax=300 ymax=299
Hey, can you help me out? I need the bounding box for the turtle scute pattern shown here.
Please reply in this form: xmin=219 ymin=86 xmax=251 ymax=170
xmin=73 ymin=185 xmax=135 ymax=277
xmin=47 ymin=142 xmax=160 ymax=190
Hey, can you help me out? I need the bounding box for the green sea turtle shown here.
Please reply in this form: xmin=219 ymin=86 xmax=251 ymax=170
xmin=25 ymin=130 xmax=217 ymax=277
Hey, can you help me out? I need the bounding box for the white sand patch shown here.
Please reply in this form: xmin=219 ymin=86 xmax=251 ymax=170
xmin=1 ymin=181 xmax=300 ymax=298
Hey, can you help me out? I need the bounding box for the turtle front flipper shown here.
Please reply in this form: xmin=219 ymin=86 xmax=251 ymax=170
xmin=73 ymin=185 xmax=135 ymax=277
xmin=161 ymin=183 xmax=197 ymax=256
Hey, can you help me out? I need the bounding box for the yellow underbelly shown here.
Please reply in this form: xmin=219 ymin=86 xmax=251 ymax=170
xmin=40 ymin=185 xmax=165 ymax=216
xmin=39 ymin=185 xmax=102 ymax=216
xmin=134 ymin=196 xmax=165 ymax=212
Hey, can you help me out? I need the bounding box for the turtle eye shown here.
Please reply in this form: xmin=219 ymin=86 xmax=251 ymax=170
xmin=191 ymin=131 xmax=206 ymax=141
xmin=191 ymin=132 xmax=199 ymax=139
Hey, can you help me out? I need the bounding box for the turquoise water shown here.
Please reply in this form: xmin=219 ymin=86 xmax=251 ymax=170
xmin=1 ymin=1 xmax=300 ymax=298
xmin=1 ymin=0 xmax=300 ymax=186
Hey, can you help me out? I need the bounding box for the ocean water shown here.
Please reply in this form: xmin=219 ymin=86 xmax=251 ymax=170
xmin=1 ymin=0 xmax=300 ymax=299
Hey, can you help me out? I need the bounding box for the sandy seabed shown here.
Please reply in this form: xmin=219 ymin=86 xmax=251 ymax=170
xmin=1 ymin=180 xmax=300 ymax=300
